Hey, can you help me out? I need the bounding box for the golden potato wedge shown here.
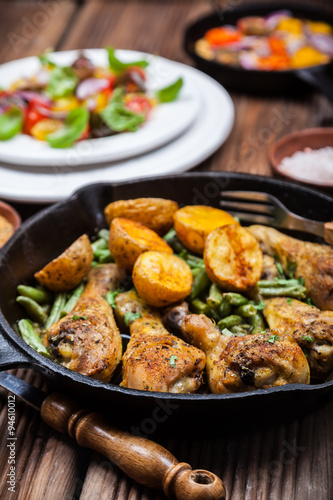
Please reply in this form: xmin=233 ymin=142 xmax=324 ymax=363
xmin=109 ymin=218 xmax=173 ymax=272
xmin=104 ymin=198 xmax=179 ymax=236
xmin=133 ymin=251 xmax=193 ymax=307
xmin=173 ymin=205 xmax=237 ymax=254
xmin=204 ymin=224 xmax=263 ymax=292
xmin=34 ymin=234 xmax=93 ymax=292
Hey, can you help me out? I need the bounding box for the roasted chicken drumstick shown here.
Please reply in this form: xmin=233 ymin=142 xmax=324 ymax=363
xmin=181 ymin=314 xmax=310 ymax=393
xmin=264 ymin=297 xmax=333 ymax=378
xmin=248 ymin=225 xmax=333 ymax=310
xmin=44 ymin=264 xmax=124 ymax=382
xmin=115 ymin=290 xmax=206 ymax=393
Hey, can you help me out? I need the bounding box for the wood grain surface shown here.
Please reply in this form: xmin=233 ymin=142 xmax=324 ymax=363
xmin=0 ymin=1 xmax=332 ymax=499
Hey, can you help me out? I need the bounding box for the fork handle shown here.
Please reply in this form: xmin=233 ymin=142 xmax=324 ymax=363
xmin=324 ymin=222 xmax=333 ymax=245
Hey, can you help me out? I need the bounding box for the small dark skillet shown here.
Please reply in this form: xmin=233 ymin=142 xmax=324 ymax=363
xmin=184 ymin=2 xmax=333 ymax=101
xmin=0 ymin=173 xmax=332 ymax=427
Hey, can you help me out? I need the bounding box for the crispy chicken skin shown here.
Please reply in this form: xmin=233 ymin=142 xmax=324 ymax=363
xmin=115 ymin=290 xmax=206 ymax=393
xmin=44 ymin=264 xmax=124 ymax=382
xmin=264 ymin=297 xmax=333 ymax=377
xmin=181 ymin=314 xmax=310 ymax=393
xmin=248 ymin=225 xmax=333 ymax=310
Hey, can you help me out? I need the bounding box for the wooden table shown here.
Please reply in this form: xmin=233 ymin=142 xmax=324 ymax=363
xmin=0 ymin=1 xmax=332 ymax=499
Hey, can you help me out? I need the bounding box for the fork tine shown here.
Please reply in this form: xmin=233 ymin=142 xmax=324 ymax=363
xmin=220 ymin=191 xmax=275 ymax=203
xmin=226 ymin=212 xmax=275 ymax=225
xmin=219 ymin=200 xmax=275 ymax=215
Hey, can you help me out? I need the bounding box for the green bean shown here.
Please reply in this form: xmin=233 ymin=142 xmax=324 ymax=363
xmin=258 ymin=279 xmax=301 ymax=287
xmin=224 ymin=293 xmax=248 ymax=306
xmin=17 ymin=285 xmax=53 ymax=304
xmin=16 ymin=296 xmax=48 ymax=324
xmin=249 ymin=312 xmax=266 ymax=335
xmin=191 ymin=268 xmax=202 ymax=278
xmin=61 ymin=282 xmax=85 ymax=317
xmin=207 ymin=284 xmax=223 ymax=309
xmin=258 ymin=278 xmax=307 ymax=299
xmin=230 ymin=326 xmax=247 ymax=336
xmin=18 ymin=319 xmax=50 ymax=358
xmin=179 ymin=250 xmax=205 ymax=269
xmin=190 ymin=299 xmax=220 ymax=321
xmin=217 ymin=296 xmax=232 ymax=318
xmin=94 ymin=248 xmax=114 ymax=263
xmin=44 ymin=292 xmax=67 ymax=330
xmin=191 ymin=268 xmax=210 ymax=300
xmin=235 ymin=303 xmax=257 ymax=318
xmin=98 ymin=228 xmax=110 ymax=242
xmin=91 ymin=237 xmax=108 ymax=253
xmin=217 ymin=315 xmax=243 ymax=330
xmin=163 ymin=228 xmax=176 ymax=242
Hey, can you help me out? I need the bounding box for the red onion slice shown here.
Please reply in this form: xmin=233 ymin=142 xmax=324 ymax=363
xmin=309 ymin=34 xmax=333 ymax=57
xmin=76 ymin=78 xmax=110 ymax=101
xmin=265 ymin=10 xmax=292 ymax=30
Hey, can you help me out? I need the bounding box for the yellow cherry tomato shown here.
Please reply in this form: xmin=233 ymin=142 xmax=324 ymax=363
xmin=291 ymin=46 xmax=329 ymax=68
xmin=52 ymin=96 xmax=80 ymax=112
xmin=30 ymin=118 xmax=63 ymax=141
xmin=277 ymin=18 xmax=303 ymax=35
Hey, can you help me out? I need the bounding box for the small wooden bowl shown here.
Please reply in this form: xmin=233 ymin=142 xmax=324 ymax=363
xmin=269 ymin=128 xmax=333 ymax=188
xmin=0 ymin=200 xmax=21 ymax=234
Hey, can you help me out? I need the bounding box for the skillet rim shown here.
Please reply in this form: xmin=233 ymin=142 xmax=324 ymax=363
xmin=0 ymin=171 xmax=333 ymax=403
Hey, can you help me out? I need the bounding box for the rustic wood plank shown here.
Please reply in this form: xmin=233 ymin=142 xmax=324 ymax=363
xmin=0 ymin=0 xmax=77 ymax=64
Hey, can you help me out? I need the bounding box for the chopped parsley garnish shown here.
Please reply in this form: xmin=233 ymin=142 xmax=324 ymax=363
xmin=287 ymin=260 xmax=297 ymax=278
xmin=287 ymin=298 xmax=293 ymax=304
xmin=106 ymin=290 xmax=121 ymax=309
xmin=307 ymin=298 xmax=314 ymax=306
xmin=124 ymin=312 xmax=142 ymax=326
xmin=170 ymin=355 xmax=178 ymax=368
xmin=72 ymin=315 xmax=87 ymax=320
xmin=302 ymin=335 xmax=314 ymax=343
xmin=268 ymin=334 xmax=279 ymax=344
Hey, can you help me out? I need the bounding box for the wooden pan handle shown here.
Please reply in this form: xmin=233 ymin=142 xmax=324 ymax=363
xmin=41 ymin=392 xmax=226 ymax=500
xmin=324 ymin=222 xmax=333 ymax=245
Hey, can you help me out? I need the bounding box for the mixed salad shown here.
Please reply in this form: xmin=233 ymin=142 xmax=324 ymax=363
xmin=0 ymin=47 xmax=183 ymax=148
xmin=195 ymin=10 xmax=333 ymax=71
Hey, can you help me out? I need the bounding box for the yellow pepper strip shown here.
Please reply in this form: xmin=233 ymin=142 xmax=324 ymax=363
xmin=30 ymin=118 xmax=63 ymax=141
xmin=277 ymin=18 xmax=303 ymax=35
xmin=291 ymin=46 xmax=330 ymax=68
xmin=306 ymin=20 xmax=332 ymax=35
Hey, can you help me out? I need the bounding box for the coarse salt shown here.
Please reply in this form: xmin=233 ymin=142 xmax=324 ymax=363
xmin=279 ymin=146 xmax=333 ymax=183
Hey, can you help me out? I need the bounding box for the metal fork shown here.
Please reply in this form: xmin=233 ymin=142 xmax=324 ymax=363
xmin=219 ymin=191 xmax=333 ymax=245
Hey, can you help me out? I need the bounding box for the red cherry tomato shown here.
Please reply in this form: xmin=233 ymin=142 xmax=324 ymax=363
xmin=125 ymin=95 xmax=152 ymax=119
xmin=24 ymin=99 xmax=51 ymax=135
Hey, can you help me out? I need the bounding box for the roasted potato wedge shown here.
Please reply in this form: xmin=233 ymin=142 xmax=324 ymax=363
xmin=133 ymin=251 xmax=193 ymax=307
xmin=104 ymin=197 xmax=179 ymax=236
xmin=204 ymin=224 xmax=263 ymax=292
xmin=34 ymin=234 xmax=93 ymax=292
xmin=109 ymin=218 xmax=173 ymax=272
xmin=173 ymin=205 xmax=236 ymax=254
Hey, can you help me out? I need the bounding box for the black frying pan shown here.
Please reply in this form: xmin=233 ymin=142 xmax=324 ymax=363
xmin=184 ymin=2 xmax=333 ymax=101
xmin=0 ymin=173 xmax=333 ymax=427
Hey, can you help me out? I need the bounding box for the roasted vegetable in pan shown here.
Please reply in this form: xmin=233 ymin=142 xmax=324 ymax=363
xmin=34 ymin=234 xmax=93 ymax=292
xmin=204 ymin=224 xmax=263 ymax=292
xmin=104 ymin=197 xmax=178 ymax=236
xmin=173 ymin=205 xmax=236 ymax=254
xmin=133 ymin=251 xmax=193 ymax=307
xmin=108 ymin=218 xmax=173 ymax=272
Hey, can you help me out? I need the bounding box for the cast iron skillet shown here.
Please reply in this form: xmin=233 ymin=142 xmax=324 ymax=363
xmin=184 ymin=2 xmax=333 ymax=101
xmin=0 ymin=173 xmax=333 ymax=425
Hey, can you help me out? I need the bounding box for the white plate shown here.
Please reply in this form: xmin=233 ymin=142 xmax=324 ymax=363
xmin=0 ymin=62 xmax=234 ymax=203
xmin=0 ymin=49 xmax=200 ymax=166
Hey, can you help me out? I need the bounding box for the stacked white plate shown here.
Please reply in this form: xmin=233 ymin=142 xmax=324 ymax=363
xmin=0 ymin=49 xmax=234 ymax=203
